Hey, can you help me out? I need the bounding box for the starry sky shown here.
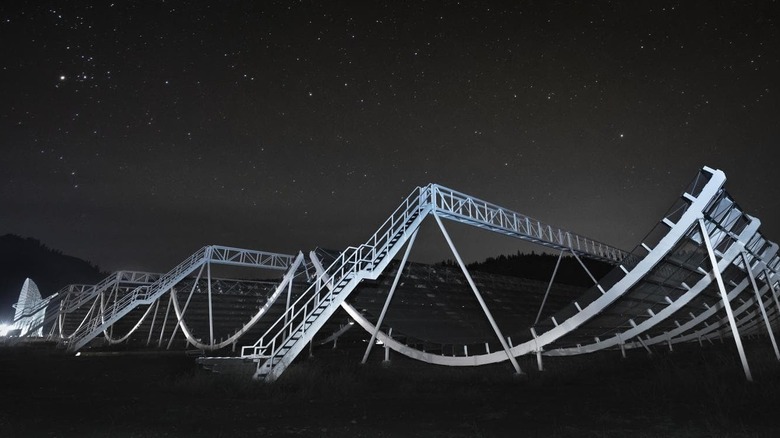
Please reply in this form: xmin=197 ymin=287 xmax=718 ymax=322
xmin=1 ymin=1 xmax=778 ymax=275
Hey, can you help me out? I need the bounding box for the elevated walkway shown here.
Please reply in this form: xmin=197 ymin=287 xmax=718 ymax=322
xmin=66 ymin=247 xmax=296 ymax=352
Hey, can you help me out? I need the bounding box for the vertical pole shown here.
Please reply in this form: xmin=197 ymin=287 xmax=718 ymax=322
xmin=699 ymin=219 xmax=753 ymax=382
xmin=207 ymin=261 xmax=214 ymax=347
xmin=284 ymin=272 xmax=293 ymax=325
xmin=434 ymin=214 xmax=523 ymax=375
xmin=158 ymin=292 xmax=173 ymax=348
xmin=531 ymin=328 xmax=543 ymax=371
xmin=742 ymin=252 xmax=780 ymax=361
xmin=168 ymin=264 xmax=205 ymax=349
xmin=109 ymin=286 xmax=118 ymax=338
xmin=637 ymin=337 xmax=653 ymax=356
xmin=764 ymin=270 xmax=780 ymax=331
xmin=362 ymin=229 xmax=419 ymax=364
xmin=570 ymin=251 xmax=606 ymax=294
xmin=620 ymin=342 xmax=626 ymax=358
xmin=536 ymin=351 xmax=543 ymax=371
xmin=384 ymin=328 xmax=392 ymax=363
xmin=146 ymin=298 xmax=161 ymax=346
xmin=534 ymin=250 xmax=564 ymax=325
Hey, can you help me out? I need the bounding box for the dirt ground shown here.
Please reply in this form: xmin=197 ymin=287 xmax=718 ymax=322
xmin=1 ymin=339 xmax=779 ymax=437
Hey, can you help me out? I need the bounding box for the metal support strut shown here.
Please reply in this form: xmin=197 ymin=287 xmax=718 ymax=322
xmin=534 ymin=250 xmax=564 ymax=325
xmin=742 ymin=252 xmax=780 ymax=361
xmin=362 ymin=228 xmax=419 ymax=364
xmin=699 ymin=219 xmax=753 ymax=382
xmin=434 ymin=213 xmax=523 ymax=375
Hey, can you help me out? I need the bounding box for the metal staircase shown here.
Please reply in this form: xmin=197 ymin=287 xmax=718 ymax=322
xmin=242 ymin=186 xmax=431 ymax=381
xmin=66 ymin=246 xmax=296 ymax=352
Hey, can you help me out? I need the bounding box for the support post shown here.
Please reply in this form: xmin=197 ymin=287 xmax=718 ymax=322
xmin=570 ymin=250 xmax=606 ymax=293
xmin=167 ymin=264 xmax=205 ymax=349
xmin=742 ymin=252 xmax=780 ymax=361
xmin=637 ymin=337 xmax=653 ymax=356
xmin=531 ymin=328 xmax=543 ymax=371
xmin=207 ymin=261 xmax=214 ymax=347
xmin=285 ymin=271 xmax=293 ymax=325
xmin=158 ymin=292 xmax=173 ymax=348
xmin=384 ymin=328 xmax=393 ymax=363
xmin=536 ymin=350 xmax=543 ymax=372
xmin=362 ymin=229 xmax=419 ymax=364
xmin=146 ymin=298 xmax=161 ymax=346
xmin=699 ymin=219 xmax=753 ymax=382
xmin=764 ymin=270 xmax=780 ymax=346
xmin=434 ymin=214 xmax=523 ymax=375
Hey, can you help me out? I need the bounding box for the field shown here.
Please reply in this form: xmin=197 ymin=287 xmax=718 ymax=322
xmin=1 ymin=338 xmax=779 ymax=437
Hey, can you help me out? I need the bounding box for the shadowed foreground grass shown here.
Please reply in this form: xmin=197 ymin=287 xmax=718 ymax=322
xmin=1 ymin=338 xmax=779 ymax=437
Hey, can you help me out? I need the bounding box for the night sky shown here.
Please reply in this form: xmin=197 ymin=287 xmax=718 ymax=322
xmin=1 ymin=1 xmax=778 ymax=275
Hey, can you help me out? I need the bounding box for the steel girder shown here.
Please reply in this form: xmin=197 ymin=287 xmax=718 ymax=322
xmin=65 ymin=246 xmax=296 ymax=352
xmin=248 ymin=166 xmax=780 ymax=378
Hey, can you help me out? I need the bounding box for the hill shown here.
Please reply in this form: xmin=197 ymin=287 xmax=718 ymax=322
xmin=0 ymin=234 xmax=105 ymax=321
xmin=465 ymin=251 xmax=614 ymax=287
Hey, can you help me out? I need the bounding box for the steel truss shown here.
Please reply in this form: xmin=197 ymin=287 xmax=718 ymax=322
xmin=64 ymin=247 xmax=297 ymax=352
xmin=230 ymin=166 xmax=780 ymax=382
xmin=30 ymin=165 xmax=777 ymax=383
xmin=238 ymin=182 xmax=628 ymax=381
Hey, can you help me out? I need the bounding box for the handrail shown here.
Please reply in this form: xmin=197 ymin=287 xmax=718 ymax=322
xmin=67 ymin=246 xmax=297 ymax=351
xmin=67 ymin=247 xmax=210 ymax=349
xmin=242 ymin=186 xmax=429 ymax=358
xmin=429 ymin=184 xmax=628 ymax=264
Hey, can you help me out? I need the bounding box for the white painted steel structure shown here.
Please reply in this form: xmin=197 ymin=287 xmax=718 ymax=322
xmin=16 ymin=271 xmax=163 ymax=341
xmin=238 ymin=181 xmax=629 ymax=381
xmin=230 ymin=166 xmax=780 ymax=382
xmin=64 ymin=246 xmax=296 ymax=352
xmin=21 ymin=165 xmax=778 ymax=383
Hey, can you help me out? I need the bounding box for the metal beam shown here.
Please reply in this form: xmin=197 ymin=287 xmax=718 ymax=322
xmin=699 ymin=219 xmax=752 ymax=382
xmin=362 ymin=228 xmax=419 ymax=364
xmin=742 ymin=252 xmax=780 ymax=361
xmin=433 ymin=213 xmax=523 ymax=375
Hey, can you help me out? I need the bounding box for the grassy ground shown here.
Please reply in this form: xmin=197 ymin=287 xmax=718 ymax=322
xmin=1 ymin=338 xmax=779 ymax=437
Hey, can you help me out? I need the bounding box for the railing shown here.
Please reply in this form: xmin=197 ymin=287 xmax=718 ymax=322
xmin=67 ymin=246 xmax=297 ymax=351
xmin=430 ymin=184 xmax=628 ymax=264
xmin=240 ymin=182 xmax=632 ymax=375
xmin=67 ymin=247 xmax=211 ymax=350
xmin=242 ymin=186 xmax=430 ymax=359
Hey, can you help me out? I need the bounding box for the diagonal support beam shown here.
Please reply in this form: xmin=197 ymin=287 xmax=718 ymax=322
xmin=157 ymin=292 xmax=173 ymax=348
xmin=764 ymin=270 xmax=780 ymax=337
xmin=742 ymin=252 xmax=780 ymax=361
xmin=570 ymin=250 xmax=606 ymax=294
xmin=167 ymin=263 xmax=205 ymax=349
xmin=534 ymin=249 xmax=565 ymax=325
xmin=699 ymin=219 xmax=753 ymax=382
xmin=207 ymin=261 xmax=214 ymax=347
xmin=362 ymin=228 xmax=419 ymax=364
xmin=433 ymin=213 xmax=523 ymax=375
